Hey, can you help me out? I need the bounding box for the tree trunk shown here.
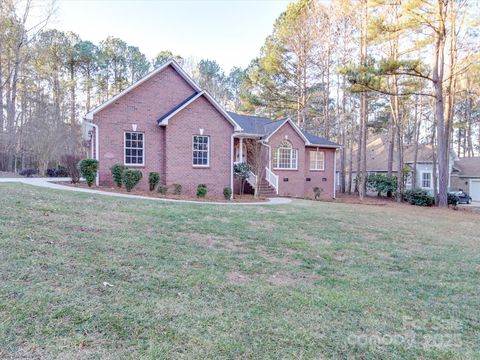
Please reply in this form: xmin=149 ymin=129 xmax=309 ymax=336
xmin=432 ymin=1 xmax=448 ymax=207
xmin=358 ymin=0 xmax=368 ymax=200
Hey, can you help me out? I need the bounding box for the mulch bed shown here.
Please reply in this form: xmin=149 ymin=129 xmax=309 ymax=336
xmin=56 ymin=181 xmax=268 ymax=203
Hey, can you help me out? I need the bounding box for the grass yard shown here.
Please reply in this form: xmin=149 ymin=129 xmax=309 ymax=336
xmin=0 ymin=184 xmax=479 ymax=359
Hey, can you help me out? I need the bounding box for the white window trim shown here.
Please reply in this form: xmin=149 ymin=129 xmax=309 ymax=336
xmin=273 ymin=145 xmax=298 ymax=170
xmin=421 ymin=171 xmax=432 ymax=189
xmin=192 ymin=135 xmax=210 ymax=167
xmin=310 ymin=150 xmax=325 ymax=171
xmin=124 ymin=131 xmax=145 ymax=166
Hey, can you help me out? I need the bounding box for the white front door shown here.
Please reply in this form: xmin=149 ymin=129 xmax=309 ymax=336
xmin=470 ymin=179 xmax=480 ymax=201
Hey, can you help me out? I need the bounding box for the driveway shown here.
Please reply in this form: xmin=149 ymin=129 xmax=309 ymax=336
xmin=0 ymin=177 xmax=291 ymax=206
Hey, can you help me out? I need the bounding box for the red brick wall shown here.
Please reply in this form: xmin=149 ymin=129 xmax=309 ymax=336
xmin=93 ymin=65 xmax=197 ymax=190
xmin=267 ymin=122 xmax=337 ymax=199
xmin=304 ymin=147 xmax=336 ymax=199
xmin=268 ymin=122 xmax=306 ymax=198
xmin=165 ymin=96 xmax=234 ymax=197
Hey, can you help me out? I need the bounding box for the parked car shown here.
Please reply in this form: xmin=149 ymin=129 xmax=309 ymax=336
xmin=452 ymin=190 xmax=472 ymax=204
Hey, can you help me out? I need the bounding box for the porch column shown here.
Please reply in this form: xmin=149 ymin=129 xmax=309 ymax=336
xmin=239 ymin=137 xmax=243 ymax=163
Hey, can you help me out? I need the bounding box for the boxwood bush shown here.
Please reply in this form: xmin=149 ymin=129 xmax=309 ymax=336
xmin=111 ymin=164 xmax=127 ymax=187
xmin=78 ymin=159 xmax=99 ymax=187
xmin=157 ymin=185 xmax=168 ymax=195
xmin=148 ymin=172 xmax=160 ymax=191
xmin=223 ymin=186 xmax=232 ymax=200
xmin=197 ymin=184 xmax=207 ymax=198
xmin=121 ymin=169 xmax=142 ymax=192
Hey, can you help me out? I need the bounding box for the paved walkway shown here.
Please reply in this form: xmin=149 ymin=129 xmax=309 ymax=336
xmin=0 ymin=177 xmax=291 ymax=206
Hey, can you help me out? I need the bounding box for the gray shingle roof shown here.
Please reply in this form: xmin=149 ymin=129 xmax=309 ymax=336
xmin=453 ymin=157 xmax=480 ymax=177
xmin=226 ymin=112 xmax=273 ymax=135
xmin=228 ymin=112 xmax=340 ymax=147
xmin=301 ymin=131 xmax=340 ymax=147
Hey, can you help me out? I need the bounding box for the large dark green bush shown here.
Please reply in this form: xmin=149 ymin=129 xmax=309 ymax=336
xmin=197 ymin=184 xmax=207 ymax=198
xmin=148 ymin=172 xmax=160 ymax=191
xmin=448 ymin=192 xmax=459 ymax=206
xmin=173 ymin=183 xmax=182 ymax=195
xmin=78 ymin=159 xmax=99 ymax=187
xmin=121 ymin=169 xmax=142 ymax=192
xmin=367 ymin=174 xmax=397 ymax=197
xmin=110 ymin=164 xmax=127 ymax=187
xmin=223 ymin=186 xmax=232 ymax=200
xmin=403 ymin=189 xmax=434 ymax=207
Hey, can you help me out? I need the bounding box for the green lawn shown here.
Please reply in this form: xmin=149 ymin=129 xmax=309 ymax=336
xmin=0 ymin=184 xmax=479 ymax=359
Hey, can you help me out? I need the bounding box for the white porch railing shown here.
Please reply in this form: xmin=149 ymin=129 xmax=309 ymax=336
xmin=246 ymin=170 xmax=257 ymax=187
xmin=265 ymin=167 xmax=279 ymax=194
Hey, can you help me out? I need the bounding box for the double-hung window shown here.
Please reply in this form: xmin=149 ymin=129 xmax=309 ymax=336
xmin=273 ymin=140 xmax=297 ymax=170
xmin=310 ymin=150 xmax=325 ymax=171
xmin=193 ymin=135 xmax=209 ymax=166
xmin=422 ymin=172 xmax=432 ymax=188
xmin=124 ymin=132 xmax=144 ymax=165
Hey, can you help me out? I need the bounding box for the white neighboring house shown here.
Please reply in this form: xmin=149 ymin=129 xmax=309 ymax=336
xmin=335 ymin=135 xmax=458 ymax=194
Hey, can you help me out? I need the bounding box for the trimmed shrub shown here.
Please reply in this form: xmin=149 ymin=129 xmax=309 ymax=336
xmin=148 ymin=172 xmax=160 ymax=191
xmin=46 ymin=166 xmax=68 ymax=177
xmin=121 ymin=169 xmax=142 ymax=192
xmin=78 ymin=159 xmax=99 ymax=187
xmin=223 ymin=186 xmax=232 ymax=200
xmin=197 ymin=184 xmax=207 ymax=198
xmin=62 ymin=155 xmax=81 ymax=183
xmin=157 ymin=185 xmax=168 ymax=195
xmin=448 ymin=192 xmax=459 ymax=206
xmin=403 ymin=189 xmax=434 ymax=207
xmin=19 ymin=168 xmax=37 ymax=177
xmin=173 ymin=183 xmax=182 ymax=195
xmin=111 ymin=164 xmax=127 ymax=187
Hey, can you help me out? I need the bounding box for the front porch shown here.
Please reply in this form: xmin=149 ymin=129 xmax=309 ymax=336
xmin=233 ymin=136 xmax=278 ymax=197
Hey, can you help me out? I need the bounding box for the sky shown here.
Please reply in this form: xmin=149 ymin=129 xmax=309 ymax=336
xmin=50 ymin=0 xmax=291 ymax=72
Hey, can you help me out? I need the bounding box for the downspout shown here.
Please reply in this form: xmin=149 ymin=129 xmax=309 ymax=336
xmin=230 ymin=133 xmax=235 ymax=200
xmin=333 ymin=149 xmax=337 ymax=199
xmin=85 ymin=120 xmax=99 ymax=186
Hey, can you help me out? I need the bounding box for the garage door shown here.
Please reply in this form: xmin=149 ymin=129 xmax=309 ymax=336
xmin=470 ymin=179 xmax=480 ymax=201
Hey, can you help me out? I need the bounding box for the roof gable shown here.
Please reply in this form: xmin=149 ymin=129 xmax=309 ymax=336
xmin=453 ymin=157 xmax=480 ymax=177
xmin=157 ymin=91 xmax=242 ymax=131
xmin=84 ymin=60 xmax=200 ymax=120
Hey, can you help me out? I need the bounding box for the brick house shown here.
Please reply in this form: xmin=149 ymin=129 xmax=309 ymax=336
xmin=84 ymin=60 xmax=340 ymax=198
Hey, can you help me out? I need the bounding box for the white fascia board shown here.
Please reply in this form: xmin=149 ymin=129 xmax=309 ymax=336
xmin=202 ymin=91 xmax=243 ymax=131
xmin=159 ymin=91 xmax=205 ymax=125
xmin=85 ymin=59 xmax=201 ymax=120
xmin=264 ymin=119 xmax=310 ymax=144
xmin=305 ymin=144 xmax=343 ymax=149
xmin=158 ymin=90 xmax=243 ymax=132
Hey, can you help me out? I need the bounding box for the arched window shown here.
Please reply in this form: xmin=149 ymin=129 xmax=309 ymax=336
xmin=273 ymin=140 xmax=298 ymax=169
